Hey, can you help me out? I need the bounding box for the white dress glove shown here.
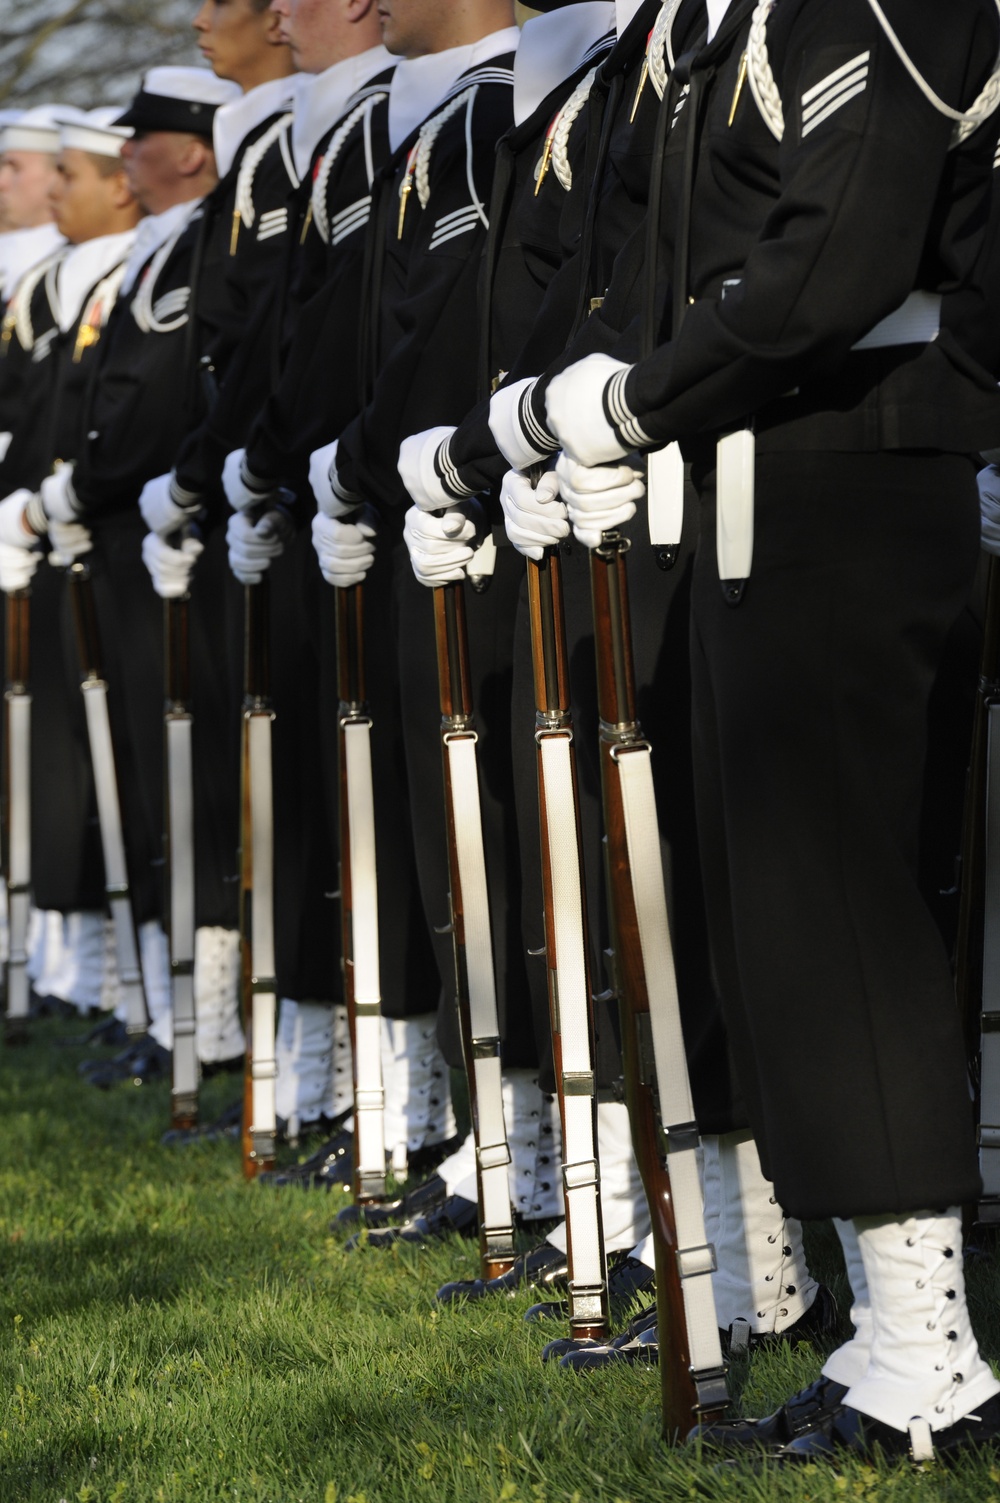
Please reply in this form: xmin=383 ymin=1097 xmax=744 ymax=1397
xmin=499 ymin=468 xmax=568 ymax=560
xmin=0 ymin=541 xmax=40 ymax=592
xmin=488 ymin=376 xmax=560 ymax=473
xmin=308 ymin=437 xmax=361 ymax=519
xmin=980 ymin=465 xmax=1000 ymax=555
xmin=0 ymin=490 xmax=39 ymax=550
xmin=311 ymin=508 xmax=378 ymax=588
xmin=398 ymin=426 xmax=472 ymax=511
xmin=226 ymin=509 xmax=292 ymax=586
xmin=546 ymin=354 xmax=641 ymax=467
xmin=141 ymin=530 xmax=204 ymax=599
xmin=222 ymin=447 xmax=280 ymax=513
xmin=556 ymin=453 xmax=646 ymax=550
xmin=48 ymin=519 xmax=92 ymax=566
xmin=39 ymin=463 xmax=80 ymax=524
xmin=403 ymin=502 xmax=482 ymax=588
xmin=138 ymin=471 xmax=200 ymax=538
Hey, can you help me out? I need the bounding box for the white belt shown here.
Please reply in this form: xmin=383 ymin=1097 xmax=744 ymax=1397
xmin=852 ymin=290 xmax=941 ymax=351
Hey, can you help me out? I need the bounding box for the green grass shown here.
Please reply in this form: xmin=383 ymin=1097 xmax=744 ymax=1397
xmin=2 ymin=1022 xmax=1000 ymax=1502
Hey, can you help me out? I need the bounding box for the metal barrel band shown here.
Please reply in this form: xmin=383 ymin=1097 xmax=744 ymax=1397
xmin=483 ymin=1226 xmax=516 ymax=1259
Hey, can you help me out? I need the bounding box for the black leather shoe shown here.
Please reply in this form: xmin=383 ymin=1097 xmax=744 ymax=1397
xmin=334 ymin=1173 xmax=448 ymax=1231
xmin=346 ymin=1194 xmax=478 ymax=1251
xmin=559 ymin=1324 xmax=659 ymax=1372
xmin=526 ymin=1249 xmax=656 ymax=1325
xmin=723 ymin=1284 xmax=841 ymax=1358
xmin=87 ymin=1039 xmax=171 ymax=1088
xmin=689 ymin=1374 xmax=849 ymax=1453
xmin=162 ymin=1097 xmax=244 ymax=1146
xmin=541 ymin=1299 xmax=658 ymax=1363
xmin=257 ymin=1129 xmax=353 ymax=1188
xmin=778 ymin=1393 xmax=1000 ymax=1465
xmin=29 ymin=993 xmax=77 ymax=1019
xmin=81 ymin=1015 xmax=131 ymax=1049
xmin=436 ymin=1241 xmax=568 ymax=1304
xmin=200 ymin=1054 xmax=244 ymax=1079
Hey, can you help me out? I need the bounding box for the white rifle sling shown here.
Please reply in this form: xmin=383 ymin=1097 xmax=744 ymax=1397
xmin=615 ymin=745 xmax=726 ymax=1397
xmin=82 ymin=680 xmax=148 ymax=1034
xmin=5 ymin=688 xmax=31 ymax=1021
xmin=647 ymin=442 xmax=685 ymax=550
xmin=167 ymin=712 xmax=198 ymax=1110
xmin=539 ymin=732 xmax=605 ymax=1325
xmin=445 ymin=730 xmax=514 ymax=1256
xmin=980 ymin=702 xmax=1000 ymax=1213
xmin=248 ymin=712 xmax=277 ymax=1154
xmin=343 ymin=718 xmax=386 ymax=1194
xmin=715 ymin=427 xmax=754 ymax=589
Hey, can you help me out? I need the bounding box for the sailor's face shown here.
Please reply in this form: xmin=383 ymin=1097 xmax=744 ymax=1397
xmin=272 ymin=0 xmax=342 ymax=72
xmin=193 ymin=0 xmax=272 ymax=81
xmin=120 ymin=130 xmax=195 ymax=216
xmin=377 ymin=0 xmax=441 ymax=59
xmin=0 ymin=149 xmax=59 ymax=231
xmin=49 ymin=149 xmax=121 ymax=244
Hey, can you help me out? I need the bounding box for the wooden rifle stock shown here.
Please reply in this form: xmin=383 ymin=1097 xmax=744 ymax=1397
xmin=434 ymin=579 xmax=516 ymax=1280
xmin=68 ymin=560 xmax=149 ymax=1035
xmin=164 ymin=579 xmax=198 ymax=1130
xmin=589 ymin=533 xmax=727 ymax=1439
xmin=240 ymin=575 xmax=277 ymax=1177
xmin=527 ymin=547 xmax=609 ymax=1340
xmin=335 ymin=581 xmax=387 ymax=1203
xmin=956 ymin=556 xmax=1000 ymax=1222
xmin=3 ymin=586 xmax=31 ymax=1038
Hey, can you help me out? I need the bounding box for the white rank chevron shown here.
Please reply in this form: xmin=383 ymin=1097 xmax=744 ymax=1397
xmin=429 ymin=203 xmax=482 ymax=250
xmin=256 ymin=207 xmax=288 ymax=242
xmin=151 ymin=288 xmax=189 ymax=325
xmin=330 ymin=194 xmax=372 ymax=246
xmin=801 ymin=51 xmax=870 ymax=137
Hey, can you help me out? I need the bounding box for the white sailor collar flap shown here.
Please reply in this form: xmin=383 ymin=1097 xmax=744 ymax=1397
xmin=292 ymin=45 xmax=393 ymax=178
xmin=0 ymin=222 xmax=64 ymax=305
xmin=214 ymin=74 xmax=298 ymax=179
xmin=121 ymin=197 xmax=203 ymax=296
xmin=514 ymin=4 xmax=615 ymax=126
xmin=388 ymin=26 xmax=520 ymax=152
xmin=52 ymin=229 xmax=136 ymax=334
